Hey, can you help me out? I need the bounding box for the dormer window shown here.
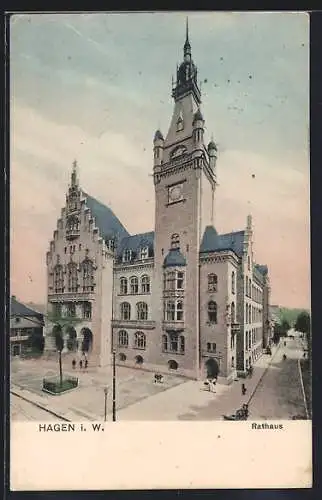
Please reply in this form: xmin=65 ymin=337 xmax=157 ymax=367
xmin=176 ymin=116 xmax=184 ymax=132
xmin=140 ymin=247 xmax=149 ymax=260
xmin=123 ymin=249 xmax=132 ymax=263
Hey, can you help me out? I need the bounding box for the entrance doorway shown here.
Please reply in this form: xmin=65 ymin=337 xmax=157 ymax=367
xmin=205 ymin=358 xmax=219 ymax=378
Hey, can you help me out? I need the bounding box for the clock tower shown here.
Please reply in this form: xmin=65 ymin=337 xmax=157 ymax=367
xmin=151 ymin=20 xmax=218 ymax=378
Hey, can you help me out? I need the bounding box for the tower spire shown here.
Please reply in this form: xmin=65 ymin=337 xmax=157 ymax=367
xmin=184 ymin=17 xmax=191 ymax=59
xmin=186 ymin=17 xmax=189 ymax=44
xmin=71 ymin=159 xmax=79 ymax=187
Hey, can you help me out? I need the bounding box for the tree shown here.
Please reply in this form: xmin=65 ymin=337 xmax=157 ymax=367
xmin=280 ymin=319 xmax=290 ymax=336
xmin=295 ymin=311 xmax=311 ymax=361
xmin=273 ymin=323 xmax=282 ymax=344
xmin=54 ymin=327 xmax=64 ymax=387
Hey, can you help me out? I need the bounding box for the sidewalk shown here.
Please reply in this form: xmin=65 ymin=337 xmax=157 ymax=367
xmin=117 ymin=344 xmax=281 ymax=420
xmin=11 ymin=345 xmax=280 ymax=421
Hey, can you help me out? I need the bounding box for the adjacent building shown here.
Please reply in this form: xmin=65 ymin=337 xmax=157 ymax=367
xmin=45 ymin=23 xmax=271 ymax=382
xmin=10 ymin=296 xmax=44 ymax=357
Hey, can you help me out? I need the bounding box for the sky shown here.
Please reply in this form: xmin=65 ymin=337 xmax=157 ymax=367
xmin=10 ymin=11 xmax=310 ymax=309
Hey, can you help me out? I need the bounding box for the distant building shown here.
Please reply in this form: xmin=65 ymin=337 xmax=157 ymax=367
xmin=269 ymin=304 xmax=280 ymax=325
xmin=45 ymin=23 xmax=271 ymax=382
xmin=10 ymin=296 xmax=44 ymax=357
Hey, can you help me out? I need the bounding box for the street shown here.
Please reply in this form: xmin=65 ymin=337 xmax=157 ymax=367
xmin=11 ymin=394 xmax=61 ymax=421
xmin=10 ymin=336 xmax=308 ymax=421
xmin=249 ymin=335 xmax=307 ymax=419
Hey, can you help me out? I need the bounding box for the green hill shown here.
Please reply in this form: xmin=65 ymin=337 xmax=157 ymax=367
xmin=278 ymin=307 xmax=310 ymax=327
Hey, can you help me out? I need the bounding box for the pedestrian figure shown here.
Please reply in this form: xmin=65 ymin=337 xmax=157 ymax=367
xmin=79 ymin=360 xmax=83 ymax=369
xmin=85 ymin=359 xmax=88 ymax=370
xmin=72 ymin=359 xmax=76 ymax=370
xmin=248 ymin=366 xmax=253 ymax=378
xmin=242 ymin=383 xmax=247 ymax=395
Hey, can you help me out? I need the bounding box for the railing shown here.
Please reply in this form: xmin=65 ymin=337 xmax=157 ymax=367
xmin=162 ymin=320 xmax=185 ymax=331
xmin=48 ymin=292 xmax=95 ymax=301
xmin=66 ymin=229 xmax=80 ymax=240
xmin=112 ymin=319 xmax=156 ymax=330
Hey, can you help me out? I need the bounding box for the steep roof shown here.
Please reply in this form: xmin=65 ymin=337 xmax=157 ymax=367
xmin=116 ymin=231 xmax=155 ymax=261
xmin=163 ymin=248 xmax=186 ymax=268
xmin=82 ymin=192 xmax=129 ymax=242
xmin=11 ymin=297 xmax=44 ymax=319
xmin=255 ymin=264 xmax=268 ymax=276
xmin=200 ymin=226 xmax=245 ymax=257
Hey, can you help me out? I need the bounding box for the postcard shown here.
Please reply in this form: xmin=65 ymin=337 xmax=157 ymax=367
xmin=9 ymin=11 xmax=311 ymax=490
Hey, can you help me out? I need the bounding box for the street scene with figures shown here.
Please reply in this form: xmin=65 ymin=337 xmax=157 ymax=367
xmin=11 ymin=325 xmax=310 ymax=422
xmin=10 ymin=13 xmax=310 ymax=423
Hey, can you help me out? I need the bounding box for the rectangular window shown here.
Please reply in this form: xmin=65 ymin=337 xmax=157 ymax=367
xmin=177 ymin=272 xmax=184 ymax=290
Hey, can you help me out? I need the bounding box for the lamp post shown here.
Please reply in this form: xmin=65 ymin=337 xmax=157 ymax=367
xmin=112 ymin=349 xmax=116 ymax=422
xmin=104 ymin=386 xmax=108 ymax=422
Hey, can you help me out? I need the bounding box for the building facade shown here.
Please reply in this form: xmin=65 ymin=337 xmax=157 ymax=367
xmin=45 ymin=25 xmax=271 ymax=382
xmin=10 ymin=296 xmax=44 ymax=357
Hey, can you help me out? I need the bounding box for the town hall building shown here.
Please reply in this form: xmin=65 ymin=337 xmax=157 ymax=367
xmin=45 ymin=23 xmax=271 ymax=383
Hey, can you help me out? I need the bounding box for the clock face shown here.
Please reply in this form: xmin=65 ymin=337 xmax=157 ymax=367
xmin=169 ymin=184 xmax=183 ymax=202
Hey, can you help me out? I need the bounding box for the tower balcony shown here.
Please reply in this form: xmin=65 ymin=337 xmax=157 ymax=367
xmin=162 ymin=320 xmax=185 ymax=332
xmin=112 ymin=319 xmax=156 ymax=330
xmin=66 ymin=229 xmax=80 ymax=240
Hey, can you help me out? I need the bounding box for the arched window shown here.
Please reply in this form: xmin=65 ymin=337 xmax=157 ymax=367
xmin=165 ymin=300 xmax=175 ymax=321
xmin=162 ymin=334 xmax=168 ymax=352
xmin=66 ymin=214 xmax=80 ymax=235
xmin=120 ymin=302 xmax=131 ymax=320
xmin=208 ymin=301 xmax=217 ymax=323
xmin=120 ymin=277 xmax=128 ymax=295
xmin=67 ymin=262 xmax=78 ymax=292
xmin=248 ymin=256 xmax=250 ymax=270
xmin=208 ymin=273 xmax=218 ymax=292
xmin=54 ymin=264 xmax=64 ymax=293
xmin=245 ymin=304 xmax=248 ymax=324
xmin=249 ymin=305 xmax=252 ymax=324
xmin=245 ymin=331 xmax=248 ymax=350
xmin=249 ymin=279 xmax=252 ymax=299
xmin=118 ymin=330 xmax=128 ymax=347
xmin=130 ymin=276 xmax=138 ymax=294
xmin=176 ymin=116 xmax=184 ymax=132
xmin=231 ymin=302 xmax=235 ymax=324
xmin=141 ymin=275 xmax=150 ymax=294
xmin=134 ymin=331 xmax=146 ymax=350
xmin=165 ymin=300 xmax=184 ymax=321
xmin=168 ymin=359 xmax=179 ymax=370
xmin=231 ymin=271 xmax=235 ymax=294
xmin=82 ymin=258 xmax=94 ymax=292
xmin=135 ymin=355 xmax=144 ymax=364
xmin=180 ymin=335 xmax=185 ymax=353
xmin=176 ymin=300 xmax=184 ymax=321
xmin=245 ymin=279 xmax=248 ymax=297
xmin=137 ymin=302 xmax=148 ymax=321
xmin=171 ymin=233 xmax=180 ymax=249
